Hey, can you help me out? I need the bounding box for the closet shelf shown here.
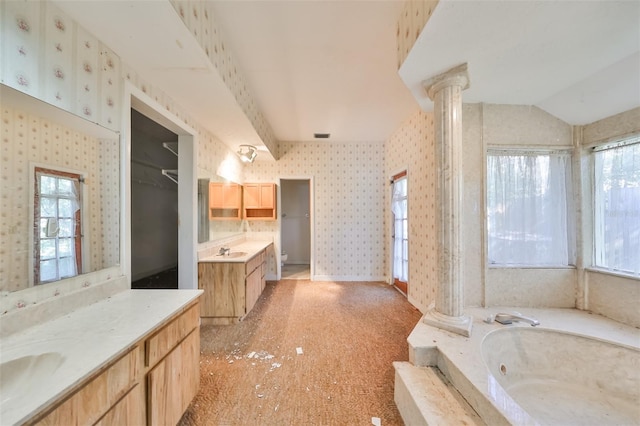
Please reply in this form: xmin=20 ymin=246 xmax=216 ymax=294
xmin=162 ymin=142 xmax=179 ymax=157
xmin=162 ymin=169 xmax=178 ymax=184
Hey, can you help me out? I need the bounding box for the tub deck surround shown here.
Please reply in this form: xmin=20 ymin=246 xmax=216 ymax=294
xmin=0 ymin=289 xmax=202 ymax=425
xmin=396 ymin=308 xmax=640 ymax=426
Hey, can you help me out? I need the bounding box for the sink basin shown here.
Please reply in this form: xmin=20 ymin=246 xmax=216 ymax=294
xmin=0 ymin=352 xmax=65 ymax=404
xmin=219 ymin=251 xmax=247 ymax=259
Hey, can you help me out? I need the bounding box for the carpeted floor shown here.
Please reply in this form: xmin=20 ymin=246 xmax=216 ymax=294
xmin=179 ymin=279 xmax=422 ymax=426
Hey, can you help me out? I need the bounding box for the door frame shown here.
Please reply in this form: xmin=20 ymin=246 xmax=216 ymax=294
xmin=389 ymin=168 xmax=409 ymax=294
xmin=277 ymin=176 xmax=314 ymax=280
xmin=122 ymin=81 xmax=198 ymax=289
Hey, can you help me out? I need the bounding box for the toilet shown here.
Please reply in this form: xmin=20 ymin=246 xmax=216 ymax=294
xmin=281 ymin=252 xmax=288 ymax=267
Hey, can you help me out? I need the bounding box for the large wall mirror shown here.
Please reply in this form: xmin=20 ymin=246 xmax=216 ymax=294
xmin=1 ymin=84 xmax=120 ymax=295
xmin=197 ymin=168 xmax=244 ymax=243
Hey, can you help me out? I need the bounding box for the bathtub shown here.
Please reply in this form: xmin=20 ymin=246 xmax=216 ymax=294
xmin=482 ymin=327 xmax=640 ymax=425
xmin=401 ymin=308 xmax=640 ymax=426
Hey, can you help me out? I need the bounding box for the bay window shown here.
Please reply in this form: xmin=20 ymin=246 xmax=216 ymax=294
xmin=593 ymin=138 xmax=640 ymax=276
xmin=487 ymin=150 xmax=575 ymax=266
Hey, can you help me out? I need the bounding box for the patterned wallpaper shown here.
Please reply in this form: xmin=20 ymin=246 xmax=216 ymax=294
xmin=0 ymin=104 xmax=119 ymax=293
xmin=243 ymin=142 xmax=387 ymax=281
xmin=396 ymin=0 xmax=440 ymax=69
xmin=0 ymin=1 xmax=121 ymax=131
xmin=384 ymin=109 xmax=437 ymax=313
xmin=0 ymin=0 xmax=247 ymax=311
xmin=169 ymin=0 xmax=279 ymax=159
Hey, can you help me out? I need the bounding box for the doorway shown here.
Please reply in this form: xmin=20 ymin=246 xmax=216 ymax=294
xmin=280 ymin=179 xmax=311 ymax=280
xmin=123 ymin=82 xmax=198 ymax=290
xmin=130 ymin=109 xmax=179 ymax=289
xmin=391 ymin=171 xmax=408 ymax=294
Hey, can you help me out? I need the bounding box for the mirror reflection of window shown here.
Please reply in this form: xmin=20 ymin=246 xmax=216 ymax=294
xmin=34 ymin=167 xmax=83 ymax=284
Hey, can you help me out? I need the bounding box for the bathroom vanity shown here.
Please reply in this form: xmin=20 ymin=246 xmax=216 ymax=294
xmin=198 ymin=241 xmax=273 ymax=325
xmin=0 ymin=290 xmax=202 ymax=425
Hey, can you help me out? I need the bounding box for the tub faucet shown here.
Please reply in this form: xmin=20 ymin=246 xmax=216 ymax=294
xmin=495 ymin=312 xmax=540 ymax=327
xmin=218 ymin=247 xmax=230 ymax=256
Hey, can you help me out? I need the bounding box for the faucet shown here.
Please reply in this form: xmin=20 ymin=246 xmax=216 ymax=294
xmin=218 ymin=247 xmax=231 ymax=256
xmin=494 ymin=312 xmax=540 ymax=327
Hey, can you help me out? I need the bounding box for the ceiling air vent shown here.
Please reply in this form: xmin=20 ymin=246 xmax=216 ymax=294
xmin=314 ymin=133 xmax=330 ymax=139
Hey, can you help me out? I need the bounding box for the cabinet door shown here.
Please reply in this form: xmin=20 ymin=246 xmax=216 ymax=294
xmin=146 ymin=303 xmax=199 ymax=367
xmin=245 ymin=267 xmax=262 ymax=314
xmin=36 ymin=347 xmax=140 ymax=425
xmin=147 ymin=330 xmax=200 ymax=426
xmin=244 ymin=184 xmax=261 ymax=208
xmin=198 ymin=262 xmax=245 ymax=318
xmin=210 ymin=183 xmax=241 ymax=208
xmin=209 ymin=183 xmax=224 ymax=208
xmin=260 ymin=184 xmax=274 ymax=208
xmin=224 ymin=184 xmax=241 ymax=207
xmin=94 ymin=383 xmax=145 ymax=426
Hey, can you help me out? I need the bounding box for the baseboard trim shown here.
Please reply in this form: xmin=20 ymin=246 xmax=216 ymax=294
xmin=312 ymin=275 xmax=386 ymax=282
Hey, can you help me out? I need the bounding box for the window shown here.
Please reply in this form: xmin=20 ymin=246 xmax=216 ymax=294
xmin=34 ymin=168 xmax=83 ymax=284
xmin=593 ymin=139 xmax=640 ymax=276
xmin=487 ymin=151 xmax=574 ymax=266
xmin=391 ymin=172 xmax=408 ymax=289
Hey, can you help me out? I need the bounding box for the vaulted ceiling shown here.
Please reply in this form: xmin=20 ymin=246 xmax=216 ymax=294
xmin=56 ymin=1 xmax=639 ymax=156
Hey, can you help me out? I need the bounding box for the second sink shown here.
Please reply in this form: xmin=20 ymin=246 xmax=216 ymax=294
xmin=1 ymin=352 xmax=65 ymax=404
xmin=219 ymin=251 xmax=247 ymax=259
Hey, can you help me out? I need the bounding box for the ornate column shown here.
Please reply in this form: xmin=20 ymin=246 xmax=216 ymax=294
xmin=422 ymin=63 xmax=472 ymax=337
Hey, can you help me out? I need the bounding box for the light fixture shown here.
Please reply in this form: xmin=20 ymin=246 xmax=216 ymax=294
xmin=237 ymin=144 xmax=257 ymax=163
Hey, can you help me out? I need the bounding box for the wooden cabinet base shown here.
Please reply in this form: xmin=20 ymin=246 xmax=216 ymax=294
xmin=198 ymin=246 xmax=271 ymax=323
xmin=148 ymin=330 xmax=200 ymax=426
xmin=201 ymin=316 xmax=241 ymax=325
xmin=32 ymin=301 xmax=201 ymax=426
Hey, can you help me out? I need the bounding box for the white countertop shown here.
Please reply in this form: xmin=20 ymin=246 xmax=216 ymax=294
xmin=199 ymin=240 xmax=273 ymax=263
xmin=0 ymin=289 xmax=202 ymax=425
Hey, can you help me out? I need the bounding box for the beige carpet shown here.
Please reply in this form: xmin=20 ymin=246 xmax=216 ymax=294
xmin=179 ymin=279 xmax=422 ymax=426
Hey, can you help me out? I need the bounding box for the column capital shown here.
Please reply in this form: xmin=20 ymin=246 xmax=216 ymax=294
xmin=422 ymin=63 xmax=470 ymax=101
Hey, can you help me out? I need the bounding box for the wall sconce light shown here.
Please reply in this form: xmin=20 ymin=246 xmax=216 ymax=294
xmin=237 ymin=144 xmax=257 ymax=163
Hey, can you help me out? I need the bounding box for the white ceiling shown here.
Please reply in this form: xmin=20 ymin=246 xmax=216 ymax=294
xmin=210 ymin=0 xmax=418 ymax=143
xmin=55 ymin=0 xmax=639 ymax=156
xmin=400 ymin=0 xmax=640 ymax=125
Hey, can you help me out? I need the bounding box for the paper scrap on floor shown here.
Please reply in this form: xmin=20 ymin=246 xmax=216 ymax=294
xmin=296 ymin=347 xmax=303 ymax=355
xmin=372 ymin=417 xmax=381 ymax=426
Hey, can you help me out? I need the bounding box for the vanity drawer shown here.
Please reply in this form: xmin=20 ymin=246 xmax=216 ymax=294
xmin=245 ymin=250 xmax=265 ymax=275
xmin=94 ymin=383 xmax=145 ymax=426
xmin=145 ymin=303 xmax=199 ymax=367
xmin=35 ymin=346 xmax=141 ymax=426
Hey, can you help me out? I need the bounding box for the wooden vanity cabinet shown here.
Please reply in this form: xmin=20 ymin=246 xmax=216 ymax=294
xmin=36 ymin=346 xmax=143 ymax=426
xmin=198 ymin=247 xmax=269 ymax=325
xmin=145 ymin=303 xmax=200 ymax=426
xmin=210 ymin=182 xmax=242 ymax=220
xmin=33 ymin=302 xmax=200 ymax=426
xmin=243 ymin=183 xmax=276 ymax=220
xmin=147 ymin=330 xmax=199 ymax=425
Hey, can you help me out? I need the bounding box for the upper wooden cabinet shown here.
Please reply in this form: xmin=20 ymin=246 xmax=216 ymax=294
xmin=210 ymin=182 xmax=242 ymax=220
xmin=243 ymin=183 xmax=276 ymax=220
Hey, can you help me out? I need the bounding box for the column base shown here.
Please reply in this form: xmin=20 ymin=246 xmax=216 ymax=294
xmin=423 ymin=307 xmax=473 ymax=337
